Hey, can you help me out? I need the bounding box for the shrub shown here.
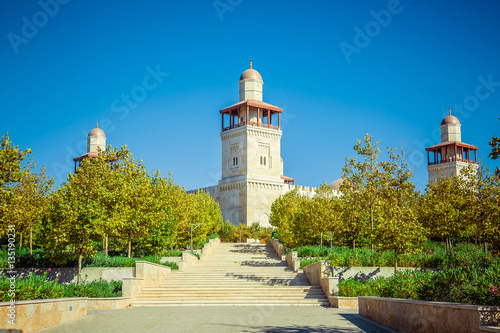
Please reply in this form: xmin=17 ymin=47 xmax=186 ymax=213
xmin=337 ymin=261 xmax=500 ymax=306
xmin=0 ymin=274 xmax=123 ymax=301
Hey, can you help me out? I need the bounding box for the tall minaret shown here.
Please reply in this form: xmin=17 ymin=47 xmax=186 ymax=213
xmin=426 ymin=109 xmax=478 ymax=184
xmin=218 ymin=62 xmax=284 ymax=226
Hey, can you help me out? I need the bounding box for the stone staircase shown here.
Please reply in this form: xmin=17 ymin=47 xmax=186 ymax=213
xmin=131 ymin=243 xmax=329 ymax=306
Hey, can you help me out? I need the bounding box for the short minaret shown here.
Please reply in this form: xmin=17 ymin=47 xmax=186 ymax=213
xmin=73 ymin=122 xmax=107 ymax=172
xmin=239 ymin=59 xmax=264 ymax=102
xmin=87 ymin=121 xmax=106 ymax=153
xmin=425 ymin=109 xmax=478 ymax=184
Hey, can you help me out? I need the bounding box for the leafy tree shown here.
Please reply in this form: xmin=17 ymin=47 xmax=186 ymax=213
xmin=0 ymin=133 xmax=32 ymax=235
xmin=376 ymin=148 xmax=427 ymax=269
xmin=342 ymin=134 xmax=384 ymax=251
xmin=109 ymin=153 xmax=162 ymax=257
xmin=137 ymin=172 xmax=178 ymax=254
xmin=43 ymin=146 xmax=126 ymax=283
xmin=270 ymin=189 xmax=310 ymax=248
xmin=420 ymin=174 xmax=472 ymax=250
xmin=462 ymin=164 xmax=500 ymax=254
xmin=9 ymin=163 xmax=54 ymax=253
xmin=489 ymin=118 xmax=500 ymax=175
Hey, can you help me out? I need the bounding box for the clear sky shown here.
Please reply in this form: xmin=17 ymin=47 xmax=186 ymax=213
xmin=1 ymin=0 xmax=499 ymax=192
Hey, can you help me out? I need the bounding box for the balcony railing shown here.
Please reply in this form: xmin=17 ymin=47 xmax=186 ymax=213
xmin=222 ymin=121 xmax=279 ymax=131
xmin=428 ymin=156 xmax=476 ymax=165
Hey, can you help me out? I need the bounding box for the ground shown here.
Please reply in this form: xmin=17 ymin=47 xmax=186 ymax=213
xmin=37 ymin=306 xmax=396 ymax=333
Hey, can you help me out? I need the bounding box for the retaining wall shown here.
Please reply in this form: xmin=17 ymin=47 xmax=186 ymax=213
xmin=359 ymin=296 xmax=500 ymax=333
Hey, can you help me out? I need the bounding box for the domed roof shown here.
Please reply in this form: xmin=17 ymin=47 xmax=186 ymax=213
xmin=441 ymin=109 xmax=460 ymax=126
xmin=329 ymin=178 xmax=344 ymax=191
xmin=88 ymin=122 xmax=105 ymax=137
xmin=441 ymin=115 xmax=460 ymax=126
xmin=239 ymin=59 xmax=262 ymax=81
xmin=240 ymin=68 xmax=262 ymax=81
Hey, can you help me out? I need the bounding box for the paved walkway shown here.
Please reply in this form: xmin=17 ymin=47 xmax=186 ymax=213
xmin=37 ymin=306 xmax=397 ymax=333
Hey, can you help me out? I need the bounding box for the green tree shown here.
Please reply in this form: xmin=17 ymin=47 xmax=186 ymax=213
xmin=43 ymin=147 xmax=124 ymax=283
xmin=489 ymin=118 xmax=500 ymax=175
xmin=9 ymin=163 xmax=54 ymax=253
xmin=462 ymin=164 xmax=500 ymax=254
xmin=270 ymin=189 xmax=308 ymax=248
xmin=376 ymin=148 xmax=427 ymax=270
xmin=0 ymin=133 xmax=32 ymax=235
xmin=137 ymin=172 xmax=178 ymax=254
xmin=342 ymin=134 xmax=383 ymax=251
xmin=420 ymin=174 xmax=472 ymax=250
xmin=110 ymin=153 xmax=163 ymax=257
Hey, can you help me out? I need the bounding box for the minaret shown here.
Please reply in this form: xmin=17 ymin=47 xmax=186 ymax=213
xmin=425 ymin=109 xmax=478 ymax=184
xmin=73 ymin=122 xmax=107 ymax=172
xmin=87 ymin=121 xmax=106 ymax=153
xmin=239 ymin=59 xmax=264 ymax=102
xmin=218 ymin=62 xmax=284 ymax=226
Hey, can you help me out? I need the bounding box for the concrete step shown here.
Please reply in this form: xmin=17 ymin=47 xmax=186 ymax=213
xmin=132 ymin=242 xmax=326 ymax=307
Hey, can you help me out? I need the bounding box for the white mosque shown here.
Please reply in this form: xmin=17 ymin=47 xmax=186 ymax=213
xmin=75 ymin=63 xmax=479 ymax=228
xmin=188 ymin=61 xmax=340 ymax=227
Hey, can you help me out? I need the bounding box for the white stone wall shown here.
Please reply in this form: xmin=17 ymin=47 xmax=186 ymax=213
xmin=87 ymin=135 xmax=106 ymax=153
xmin=440 ymin=123 xmax=461 ymax=142
xmin=239 ymin=79 xmax=263 ymax=101
xmin=427 ymin=161 xmax=477 ymax=184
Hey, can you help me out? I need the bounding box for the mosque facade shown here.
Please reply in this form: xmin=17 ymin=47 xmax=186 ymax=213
xmin=74 ymin=65 xmax=479 ymax=228
xmin=188 ymin=62 xmax=340 ymax=227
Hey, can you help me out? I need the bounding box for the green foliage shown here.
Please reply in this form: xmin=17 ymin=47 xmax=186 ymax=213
xmin=299 ymin=257 xmax=325 ymax=268
xmin=84 ymin=251 xmax=178 ymax=269
xmin=61 ymin=279 xmax=123 ymax=298
xmin=0 ymin=274 xmax=122 ymax=301
xmin=337 ymin=257 xmax=500 ymax=306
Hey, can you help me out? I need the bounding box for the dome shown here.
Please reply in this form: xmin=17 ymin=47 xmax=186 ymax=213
xmin=329 ymin=178 xmax=344 ymax=191
xmin=240 ymin=68 xmax=262 ymax=81
xmin=88 ymin=122 xmax=105 ymax=137
xmin=441 ymin=115 xmax=460 ymax=126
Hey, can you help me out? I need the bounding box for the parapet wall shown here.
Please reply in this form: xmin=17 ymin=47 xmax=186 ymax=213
xmin=359 ymin=296 xmax=500 ymax=333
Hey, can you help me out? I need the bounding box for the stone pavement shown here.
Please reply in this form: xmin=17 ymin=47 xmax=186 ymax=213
xmin=37 ymin=306 xmax=398 ymax=333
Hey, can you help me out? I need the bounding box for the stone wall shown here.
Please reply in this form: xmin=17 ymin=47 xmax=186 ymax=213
xmin=328 ymin=296 xmax=358 ymax=309
xmin=122 ymin=261 xmax=171 ymax=299
xmin=359 ymin=296 xmax=500 ymax=333
xmin=271 ymin=238 xmax=287 ymax=258
xmin=0 ymin=297 xmax=87 ymax=333
xmin=285 ymin=251 xmax=300 ymax=272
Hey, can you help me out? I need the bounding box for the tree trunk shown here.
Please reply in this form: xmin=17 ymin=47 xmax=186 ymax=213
xmin=353 ymin=239 xmax=356 ymax=251
xmin=19 ymin=232 xmax=23 ymax=249
xmin=128 ymin=236 xmax=132 ymax=258
xmin=320 ymin=232 xmax=323 ymax=248
xmin=370 ymin=205 xmax=374 ymax=252
xmin=394 ymin=250 xmax=398 ymax=273
xmin=330 ymin=232 xmax=333 ymax=252
xmin=30 ymin=227 xmax=33 ymax=254
xmin=484 ymin=241 xmax=488 ymax=254
xmin=77 ymin=250 xmax=83 ymax=285
xmin=105 ymin=236 xmax=108 ymax=257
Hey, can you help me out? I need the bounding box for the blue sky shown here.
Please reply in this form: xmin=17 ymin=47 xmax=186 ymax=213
xmin=1 ymin=0 xmax=499 ymax=192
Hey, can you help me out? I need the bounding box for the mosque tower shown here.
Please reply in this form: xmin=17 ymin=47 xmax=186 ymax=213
xmin=425 ymin=109 xmax=478 ymax=184
xmin=217 ymin=61 xmax=288 ymax=226
xmin=73 ymin=122 xmax=107 ymax=172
